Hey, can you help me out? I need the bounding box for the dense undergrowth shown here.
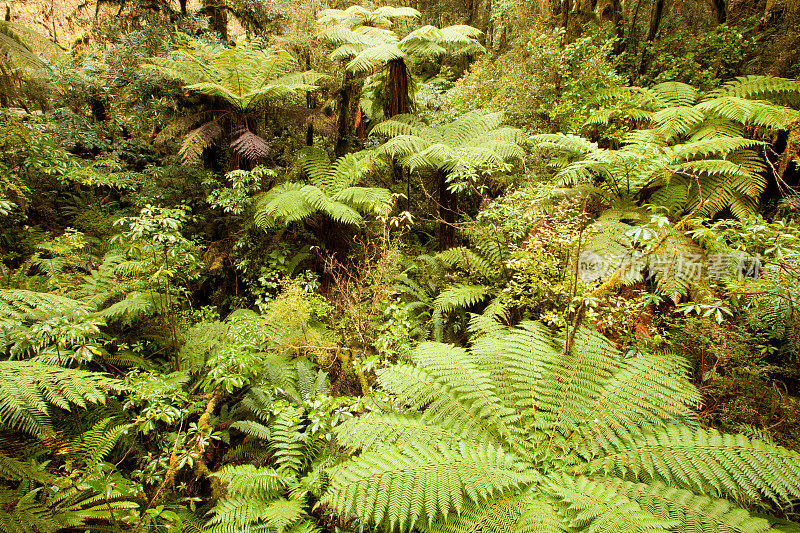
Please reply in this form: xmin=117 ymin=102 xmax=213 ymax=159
xmin=1 ymin=0 xmax=799 ymax=531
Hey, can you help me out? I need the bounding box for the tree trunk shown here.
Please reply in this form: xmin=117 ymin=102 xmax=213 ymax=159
xmin=335 ymin=71 xmax=363 ymax=157
xmin=179 ymin=0 xmax=187 ymax=14
xmin=611 ymin=0 xmax=625 ymax=54
xmin=639 ymin=0 xmax=665 ymax=74
xmin=305 ymin=53 xmax=314 ymax=147
xmin=645 ymin=0 xmax=665 ymax=42
xmin=385 ymin=58 xmax=411 ymax=118
xmin=202 ymin=0 xmax=227 ymax=41
xmin=711 ymin=0 xmax=726 ymax=23
xmin=561 ymin=0 xmax=571 ymax=28
xmin=437 ymin=170 xmax=458 ymax=250
xmin=88 ymin=91 xmax=107 ymax=122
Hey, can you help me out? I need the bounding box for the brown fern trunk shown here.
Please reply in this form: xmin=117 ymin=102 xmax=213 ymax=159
xmin=438 ymin=170 xmax=458 ymax=250
xmin=305 ymin=53 xmax=314 ymax=147
xmin=335 ymin=71 xmax=363 ymax=157
xmin=608 ymin=0 xmax=625 ymax=54
xmin=202 ymin=0 xmax=227 ymax=41
xmin=639 ymin=0 xmax=665 ymax=74
xmin=385 ymin=59 xmax=410 ymax=118
xmin=711 ymin=0 xmax=726 ymax=23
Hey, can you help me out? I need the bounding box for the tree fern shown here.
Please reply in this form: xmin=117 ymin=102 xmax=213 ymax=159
xmin=564 ymin=77 xmax=800 ymax=219
xmin=322 ymin=322 xmax=800 ymax=532
xmin=318 ymin=6 xmax=484 ymax=121
xmin=374 ymin=111 xmax=525 ymax=248
xmin=147 ymin=36 xmax=326 ymax=165
xmin=254 ymin=148 xmax=391 ymax=229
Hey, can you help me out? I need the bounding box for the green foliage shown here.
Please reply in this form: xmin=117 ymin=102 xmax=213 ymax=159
xmin=3 ymin=6 xmax=800 ymax=533
xmin=374 ymin=110 xmax=526 ymax=173
xmin=670 ymin=316 xmax=800 ymax=447
xmin=689 ymin=216 xmax=800 ymax=356
xmin=205 ymin=359 xmax=346 ymax=533
xmin=0 ymin=361 xmax=120 ymax=435
xmin=323 ymin=322 xmax=800 ymax=531
xmin=254 ymin=147 xmax=392 ymax=228
xmin=147 ymin=35 xmax=325 ymax=164
xmin=636 ymin=24 xmax=757 ymax=90
xmin=446 ymin=28 xmax=623 ymax=132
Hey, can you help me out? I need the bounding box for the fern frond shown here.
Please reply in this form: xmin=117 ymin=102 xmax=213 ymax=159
xmin=269 ymin=406 xmax=307 ymax=474
xmin=205 ymin=496 xmax=304 ymax=533
xmin=0 ymin=290 xmax=90 ymax=321
xmin=214 ymin=465 xmax=289 ymax=499
xmin=97 ymin=291 xmax=177 ymax=326
xmin=297 ymin=146 xmax=332 ymax=187
xmin=77 ymin=418 xmax=128 ymax=471
xmin=707 ymin=75 xmax=800 ymax=102
xmin=179 ymin=120 xmax=222 ymax=164
xmin=230 ymin=130 xmax=270 ymax=162
xmin=435 ymin=247 xmax=496 ymax=279
xmin=378 ymin=342 xmax=514 ymax=445
xmin=322 ymin=440 xmax=528 ymax=531
xmin=583 ymin=426 xmax=800 ymax=503
xmin=607 ymin=479 xmax=776 ymax=533
xmin=230 ymin=420 xmax=271 ymax=440
xmin=547 ymin=475 xmax=678 ymax=533
xmin=433 ymin=284 xmax=490 ymax=314
xmin=335 ymin=413 xmax=477 ymax=451
xmin=0 ymin=361 xmax=119 ymax=435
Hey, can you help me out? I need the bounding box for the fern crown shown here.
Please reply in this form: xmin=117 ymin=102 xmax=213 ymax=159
xmin=323 ymin=322 xmax=800 ymax=532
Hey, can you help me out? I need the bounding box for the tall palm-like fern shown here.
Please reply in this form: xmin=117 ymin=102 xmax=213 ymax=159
xmin=539 ymin=77 xmax=800 ymax=218
xmin=317 ymin=6 xmax=484 ymax=120
xmin=147 ymin=36 xmax=325 ymax=165
xmin=322 ymin=321 xmax=800 ymax=532
xmin=373 ymin=111 xmax=525 ymax=248
xmin=254 ymin=146 xmax=392 ymax=229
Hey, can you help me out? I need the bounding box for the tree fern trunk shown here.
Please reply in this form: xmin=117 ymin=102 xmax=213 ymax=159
xmin=305 ymin=53 xmax=315 ymax=147
xmin=711 ymin=0 xmax=726 ymax=23
xmin=609 ymin=0 xmax=625 ymax=54
xmin=438 ymin=170 xmax=458 ymax=250
xmin=202 ymin=0 xmax=228 ymax=41
xmin=385 ymin=58 xmax=410 ymax=118
xmin=639 ymin=0 xmax=665 ymax=74
xmin=335 ymin=71 xmax=363 ymax=157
